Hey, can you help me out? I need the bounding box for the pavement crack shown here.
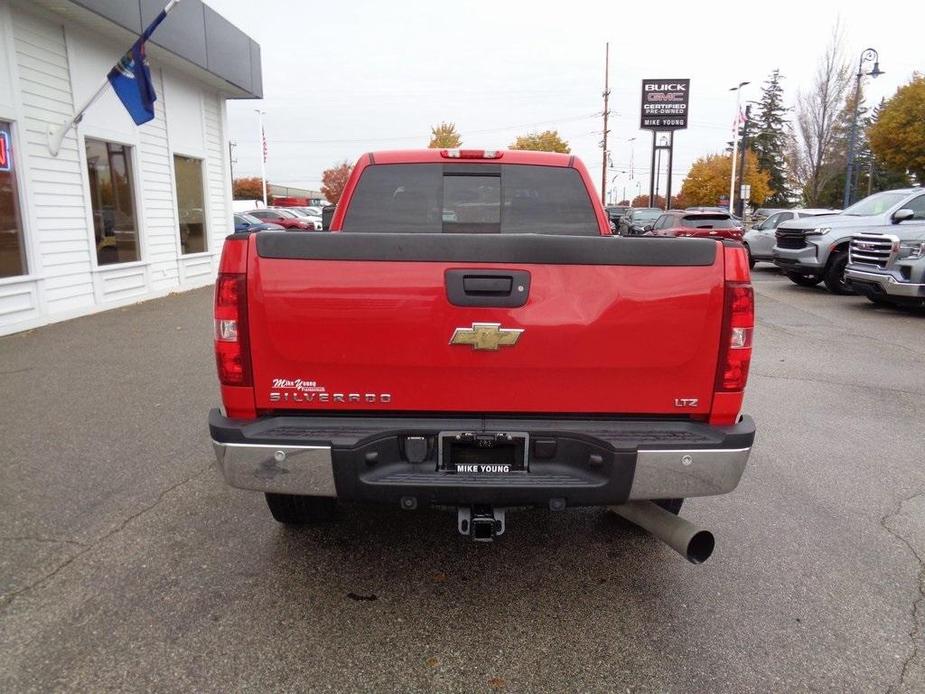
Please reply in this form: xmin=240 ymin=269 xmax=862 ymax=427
xmin=881 ymin=492 xmax=925 ymax=693
xmin=0 ymin=536 xmax=86 ymax=548
xmin=0 ymin=465 xmax=211 ymax=609
xmin=751 ymin=371 xmax=925 ymax=399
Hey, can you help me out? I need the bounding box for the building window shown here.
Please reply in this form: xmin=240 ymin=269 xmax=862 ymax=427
xmin=0 ymin=121 xmax=27 ymax=278
xmin=174 ymin=155 xmax=206 ymax=254
xmin=86 ymin=138 xmax=139 ymax=265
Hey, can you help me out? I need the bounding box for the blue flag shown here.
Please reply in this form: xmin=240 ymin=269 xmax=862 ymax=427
xmin=106 ymin=8 xmax=171 ymax=125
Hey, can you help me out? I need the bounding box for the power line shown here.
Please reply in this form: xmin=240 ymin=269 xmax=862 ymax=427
xmin=232 ymin=112 xmax=600 ymax=146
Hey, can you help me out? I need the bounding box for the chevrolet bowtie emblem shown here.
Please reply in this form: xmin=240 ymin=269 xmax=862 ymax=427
xmin=450 ymin=322 xmax=524 ymax=351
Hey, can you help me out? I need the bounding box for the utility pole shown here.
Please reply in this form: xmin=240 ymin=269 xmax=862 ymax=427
xmin=600 ymin=42 xmax=610 ymax=206
xmin=256 ymin=109 xmax=268 ymax=207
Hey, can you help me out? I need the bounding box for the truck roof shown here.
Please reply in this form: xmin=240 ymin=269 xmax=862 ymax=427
xmin=364 ymin=149 xmax=574 ymax=167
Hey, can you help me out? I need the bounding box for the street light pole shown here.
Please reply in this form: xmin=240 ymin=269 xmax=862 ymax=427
xmin=735 ymin=105 xmax=751 ymax=217
xmin=727 ymin=81 xmax=749 ymax=215
xmin=844 ymin=48 xmax=882 ymax=208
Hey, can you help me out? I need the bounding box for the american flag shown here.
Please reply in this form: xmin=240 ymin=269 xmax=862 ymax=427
xmin=732 ymin=107 xmax=748 ymax=132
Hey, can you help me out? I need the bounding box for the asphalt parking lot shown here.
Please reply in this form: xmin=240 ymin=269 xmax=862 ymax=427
xmin=1 ymin=266 xmax=923 ymax=693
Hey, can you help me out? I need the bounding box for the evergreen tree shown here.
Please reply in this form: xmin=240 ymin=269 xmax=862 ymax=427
xmin=751 ymin=70 xmax=793 ymax=205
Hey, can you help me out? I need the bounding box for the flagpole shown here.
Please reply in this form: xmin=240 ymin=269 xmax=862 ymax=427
xmin=727 ymin=81 xmax=749 ymax=214
xmin=256 ymin=109 xmax=267 ymax=207
xmin=46 ymin=0 xmax=182 ymax=157
xmin=47 ymin=82 xmax=110 ymax=156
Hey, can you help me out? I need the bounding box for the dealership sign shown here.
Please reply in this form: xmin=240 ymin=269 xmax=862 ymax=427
xmin=640 ymin=79 xmax=690 ymax=130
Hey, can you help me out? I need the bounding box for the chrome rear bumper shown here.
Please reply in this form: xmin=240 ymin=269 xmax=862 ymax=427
xmin=211 ymin=440 xmax=751 ymax=502
xmin=629 ymin=448 xmax=750 ymax=499
xmin=213 ymin=442 xmax=337 ymax=497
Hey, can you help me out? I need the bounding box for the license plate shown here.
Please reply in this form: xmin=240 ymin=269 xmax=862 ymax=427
xmin=438 ymin=431 xmax=529 ymax=473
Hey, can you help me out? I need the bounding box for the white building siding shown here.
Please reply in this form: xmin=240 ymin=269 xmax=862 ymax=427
xmin=202 ymin=91 xmax=230 ymax=276
xmin=0 ymin=3 xmax=244 ymax=337
xmin=12 ymin=8 xmax=95 ymax=317
xmin=138 ymin=69 xmax=180 ymax=293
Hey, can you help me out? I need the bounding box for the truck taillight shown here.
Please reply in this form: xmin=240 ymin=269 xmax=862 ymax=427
xmin=440 ymin=149 xmax=503 ymax=159
xmin=715 ymin=283 xmax=754 ymax=392
xmin=214 ymin=273 xmax=252 ymax=387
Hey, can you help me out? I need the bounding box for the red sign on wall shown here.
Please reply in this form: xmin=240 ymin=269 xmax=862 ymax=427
xmin=0 ymin=131 xmax=10 ymax=172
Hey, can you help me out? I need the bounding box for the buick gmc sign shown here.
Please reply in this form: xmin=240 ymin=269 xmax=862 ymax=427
xmin=640 ymin=79 xmax=690 ymax=130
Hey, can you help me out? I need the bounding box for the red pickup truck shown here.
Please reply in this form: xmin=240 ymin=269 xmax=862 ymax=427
xmin=210 ymin=149 xmax=755 ymax=562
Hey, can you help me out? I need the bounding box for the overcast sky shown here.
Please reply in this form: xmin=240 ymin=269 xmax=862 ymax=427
xmin=212 ymin=0 xmax=921 ymax=200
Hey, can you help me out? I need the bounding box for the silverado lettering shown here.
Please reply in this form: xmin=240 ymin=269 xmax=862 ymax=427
xmin=209 ymin=148 xmax=756 ymax=561
xmin=269 ymin=392 xmax=391 ymax=403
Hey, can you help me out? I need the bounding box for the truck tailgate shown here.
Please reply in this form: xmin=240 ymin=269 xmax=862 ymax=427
xmin=246 ymin=233 xmax=725 ymax=416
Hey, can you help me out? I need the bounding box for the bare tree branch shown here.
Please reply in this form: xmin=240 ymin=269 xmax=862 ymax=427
xmin=790 ymin=22 xmax=852 ymax=205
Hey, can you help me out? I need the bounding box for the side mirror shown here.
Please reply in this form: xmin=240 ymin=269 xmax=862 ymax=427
xmin=893 ymin=208 xmax=914 ymax=224
xmin=643 ymin=224 xmax=654 ymax=232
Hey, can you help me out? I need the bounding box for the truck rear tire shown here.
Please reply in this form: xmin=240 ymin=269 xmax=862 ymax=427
xmin=654 ymin=498 xmax=684 ymax=515
xmin=265 ymin=493 xmax=337 ymax=524
xmin=823 ymin=251 xmax=855 ymax=295
xmin=786 ymin=273 xmax=821 ymax=287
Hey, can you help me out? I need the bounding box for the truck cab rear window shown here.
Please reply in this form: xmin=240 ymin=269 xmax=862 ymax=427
xmin=341 ymin=163 xmax=599 ymax=235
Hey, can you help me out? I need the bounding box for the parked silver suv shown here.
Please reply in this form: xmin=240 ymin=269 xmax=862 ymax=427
xmin=772 ymin=188 xmax=925 ymax=294
xmin=845 ymin=226 xmax=925 ymax=308
xmin=743 ymin=209 xmax=838 ymax=268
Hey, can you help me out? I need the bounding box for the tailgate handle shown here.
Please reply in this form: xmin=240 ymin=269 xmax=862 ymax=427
xmin=445 ymin=269 xmax=530 ymax=308
xmin=463 ymin=276 xmax=512 ymax=295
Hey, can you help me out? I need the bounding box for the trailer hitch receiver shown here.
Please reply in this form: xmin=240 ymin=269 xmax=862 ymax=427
xmin=458 ymin=506 xmax=506 ymax=542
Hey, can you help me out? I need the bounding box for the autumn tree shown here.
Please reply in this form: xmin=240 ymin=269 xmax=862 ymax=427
xmin=868 ymin=74 xmax=925 ymax=183
xmin=679 ymin=152 xmax=771 ymax=208
xmin=629 ymin=194 xmax=683 ymax=209
xmin=321 ymin=161 xmax=352 ymax=204
xmin=233 ymin=177 xmax=265 ymax=200
xmin=428 ymin=122 xmax=462 ymax=148
xmin=788 ymin=25 xmax=852 ymax=206
xmin=864 ymin=98 xmax=914 ymax=192
xmin=751 ymin=69 xmax=793 ymax=205
xmin=509 ymin=130 xmax=571 ymax=153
